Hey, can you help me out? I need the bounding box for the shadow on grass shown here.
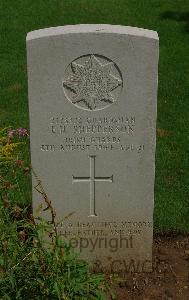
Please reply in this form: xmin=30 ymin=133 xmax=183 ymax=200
xmin=161 ymin=11 xmax=189 ymax=34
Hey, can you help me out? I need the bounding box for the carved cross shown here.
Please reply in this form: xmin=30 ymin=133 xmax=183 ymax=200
xmin=72 ymin=155 xmax=113 ymax=217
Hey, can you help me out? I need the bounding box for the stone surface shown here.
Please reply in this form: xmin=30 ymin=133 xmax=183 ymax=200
xmin=27 ymin=24 xmax=159 ymax=273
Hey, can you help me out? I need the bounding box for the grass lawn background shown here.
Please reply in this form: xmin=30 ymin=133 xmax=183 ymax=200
xmin=0 ymin=0 xmax=189 ymax=232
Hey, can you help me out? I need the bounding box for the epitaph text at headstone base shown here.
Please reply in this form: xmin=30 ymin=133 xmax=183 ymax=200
xmin=27 ymin=24 xmax=159 ymax=273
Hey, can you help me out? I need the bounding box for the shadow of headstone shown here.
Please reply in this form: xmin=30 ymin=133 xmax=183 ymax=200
xmin=161 ymin=11 xmax=189 ymax=34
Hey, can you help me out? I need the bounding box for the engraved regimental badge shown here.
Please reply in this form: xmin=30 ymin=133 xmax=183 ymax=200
xmin=63 ymin=54 xmax=123 ymax=111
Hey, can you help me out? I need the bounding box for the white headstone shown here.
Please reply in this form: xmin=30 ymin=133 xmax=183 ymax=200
xmin=27 ymin=24 xmax=159 ymax=273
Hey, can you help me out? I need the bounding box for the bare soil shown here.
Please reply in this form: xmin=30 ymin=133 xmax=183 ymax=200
xmin=111 ymin=234 xmax=189 ymax=300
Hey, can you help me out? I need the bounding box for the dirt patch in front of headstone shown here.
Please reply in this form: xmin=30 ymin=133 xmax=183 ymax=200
xmin=110 ymin=234 xmax=189 ymax=300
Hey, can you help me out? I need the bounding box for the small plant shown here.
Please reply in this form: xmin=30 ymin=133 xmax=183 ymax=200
xmin=0 ymin=204 xmax=107 ymax=299
xmin=0 ymin=127 xmax=31 ymax=207
xmin=0 ymin=127 xmax=24 ymax=164
xmin=0 ymin=127 xmax=108 ymax=299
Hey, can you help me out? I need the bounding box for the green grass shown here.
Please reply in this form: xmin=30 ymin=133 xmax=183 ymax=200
xmin=0 ymin=0 xmax=189 ymax=231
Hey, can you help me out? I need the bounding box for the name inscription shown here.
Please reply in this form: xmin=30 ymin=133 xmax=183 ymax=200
xmin=39 ymin=114 xmax=145 ymax=153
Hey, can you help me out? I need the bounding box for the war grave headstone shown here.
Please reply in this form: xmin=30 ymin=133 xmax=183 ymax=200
xmin=27 ymin=24 xmax=159 ymax=273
